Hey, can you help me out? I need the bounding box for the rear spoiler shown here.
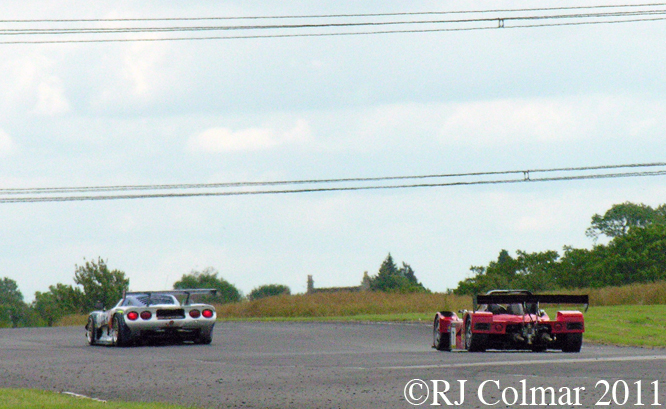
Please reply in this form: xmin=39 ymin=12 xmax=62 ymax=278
xmin=474 ymin=294 xmax=589 ymax=312
xmin=123 ymin=289 xmax=218 ymax=305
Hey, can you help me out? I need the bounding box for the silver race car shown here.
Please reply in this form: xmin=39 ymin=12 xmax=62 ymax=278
xmin=85 ymin=289 xmax=217 ymax=346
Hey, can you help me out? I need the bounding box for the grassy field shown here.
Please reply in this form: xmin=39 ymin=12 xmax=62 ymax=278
xmin=58 ymin=280 xmax=666 ymax=326
xmin=214 ymin=280 xmax=666 ymax=320
xmin=0 ymin=389 xmax=199 ymax=409
xmin=221 ymin=305 xmax=666 ymax=348
xmin=583 ymin=304 xmax=666 ymax=347
xmin=215 ymin=291 xmax=469 ymax=318
xmin=55 ymin=281 xmax=666 ymax=347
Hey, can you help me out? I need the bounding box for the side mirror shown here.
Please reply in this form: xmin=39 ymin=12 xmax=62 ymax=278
xmin=94 ymin=301 xmax=104 ymax=311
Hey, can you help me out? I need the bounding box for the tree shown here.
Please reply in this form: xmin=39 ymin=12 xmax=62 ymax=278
xmin=586 ymin=202 xmax=663 ymax=240
xmin=33 ymin=284 xmax=83 ymax=326
xmin=589 ymin=223 xmax=666 ymax=287
xmin=248 ymin=284 xmax=290 ymax=301
xmin=173 ymin=267 xmax=242 ymax=304
xmin=513 ymin=250 xmax=559 ymax=292
xmin=453 ymin=250 xmax=560 ymax=295
xmin=556 ymin=246 xmax=596 ymax=289
xmin=453 ymin=202 xmax=666 ymax=294
xmin=0 ymin=277 xmax=27 ymax=328
xmin=74 ymin=258 xmax=129 ymax=311
xmin=454 ymin=250 xmax=521 ymax=295
xmin=368 ymin=254 xmax=429 ymax=293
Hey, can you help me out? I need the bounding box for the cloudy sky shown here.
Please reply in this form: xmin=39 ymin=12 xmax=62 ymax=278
xmin=2 ymin=1 xmax=666 ymax=301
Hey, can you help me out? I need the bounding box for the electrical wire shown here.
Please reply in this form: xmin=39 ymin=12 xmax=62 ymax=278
xmin=3 ymin=10 xmax=666 ymax=36
xmin=2 ymin=2 xmax=665 ymax=23
xmin=1 ymin=163 xmax=665 ymax=204
xmin=2 ymin=16 xmax=665 ymax=44
xmin=1 ymin=162 xmax=663 ymax=196
xmin=1 ymin=4 xmax=666 ymax=44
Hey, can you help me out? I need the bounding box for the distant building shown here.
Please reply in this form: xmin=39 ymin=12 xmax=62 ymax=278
xmin=307 ymin=272 xmax=371 ymax=294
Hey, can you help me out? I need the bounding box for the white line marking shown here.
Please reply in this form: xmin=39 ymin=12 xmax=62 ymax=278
xmin=61 ymin=391 xmax=107 ymax=402
xmin=375 ymin=354 xmax=666 ymax=370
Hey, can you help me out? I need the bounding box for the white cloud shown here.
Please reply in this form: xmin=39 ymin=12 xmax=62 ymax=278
xmin=439 ymin=98 xmax=591 ymax=146
xmin=0 ymin=54 xmax=70 ymax=117
xmin=0 ymin=129 xmax=16 ymax=157
xmin=122 ymin=43 xmax=170 ymax=99
xmin=188 ymin=120 xmax=312 ymax=152
xmin=90 ymin=43 xmax=174 ymax=108
xmin=34 ymin=75 xmax=70 ymax=116
xmin=315 ymin=95 xmax=666 ymax=153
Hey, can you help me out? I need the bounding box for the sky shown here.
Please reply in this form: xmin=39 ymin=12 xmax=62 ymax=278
xmin=2 ymin=1 xmax=666 ymax=301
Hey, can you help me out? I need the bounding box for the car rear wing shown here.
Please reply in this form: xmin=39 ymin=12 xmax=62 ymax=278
xmin=474 ymin=294 xmax=589 ymax=312
xmin=123 ymin=289 xmax=218 ymax=305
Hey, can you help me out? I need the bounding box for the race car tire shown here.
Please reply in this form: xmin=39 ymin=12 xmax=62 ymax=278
xmin=562 ymin=333 xmax=583 ymax=353
xmin=197 ymin=332 xmax=213 ymax=345
xmin=111 ymin=314 xmax=130 ymax=347
xmin=464 ymin=317 xmax=487 ymax=352
xmin=433 ymin=318 xmax=451 ymax=351
xmin=531 ymin=345 xmax=547 ymax=353
xmin=86 ymin=316 xmax=97 ymax=346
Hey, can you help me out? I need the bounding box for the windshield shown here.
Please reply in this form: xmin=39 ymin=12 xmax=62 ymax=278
xmin=121 ymin=294 xmax=179 ymax=307
xmin=483 ymin=303 xmax=538 ymax=315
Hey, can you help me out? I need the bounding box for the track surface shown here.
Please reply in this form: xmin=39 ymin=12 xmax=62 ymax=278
xmin=0 ymin=322 xmax=664 ymax=408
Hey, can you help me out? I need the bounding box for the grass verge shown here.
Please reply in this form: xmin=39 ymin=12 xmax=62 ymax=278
xmin=0 ymin=389 xmax=199 ymax=409
xmin=222 ymin=305 xmax=666 ymax=349
xmin=54 ymin=281 xmax=666 ymax=348
xmin=583 ymin=304 xmax=666 ymax=348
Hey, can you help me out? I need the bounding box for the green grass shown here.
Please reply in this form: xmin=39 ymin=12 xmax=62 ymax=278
xmin=584 ymin=304 xmax=666 ymax=348
xmin=221 ymin=306 xmax=666 ymax=349
xmin=0 ymin=389 xmax=200 ymax=409
xmin=56 ymin=281 xmax=666 ymax=348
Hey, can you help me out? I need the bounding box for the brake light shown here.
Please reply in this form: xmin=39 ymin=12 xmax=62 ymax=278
xmin=189 ymin=309 xmax=201 ymax=319
xmin=127 ymin=311 xmax=139 ymax=321
xmin=140 ymin=311 xmax=152 ymax=320
xmin=202 ymin=309 xmax=214 ymax=319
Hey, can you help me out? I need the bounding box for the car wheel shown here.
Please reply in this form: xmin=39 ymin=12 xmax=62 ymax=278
xmin=111 ymin=315 xmax=128 ymax=347
xmin=465 ymin=317 xmax=486 ymax=352
xmin=531 ymin=345 xmax=547 ymax=352
xmin=433 ymin=319 xmax=450 ymax=351
xmin=197 ymin=331 xmax=213 ymax=345
xmin=86 ymin=316 xmax=96 ymax=346
xmin=562 ymin=333 xmax=583 ymax=353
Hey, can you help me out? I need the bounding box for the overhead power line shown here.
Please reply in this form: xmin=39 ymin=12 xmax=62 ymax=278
xmin=0 ymin=162 xmax=664 ymax=196
xmin=3 ymin=16 xmax=666 ymax=44
xmin=3 ymin=11 xmax=666 ymax=36
xmin=2 ymin=2 xmax=666 ymax=23
xmin=1 ymin=162 xmax=665 ymax=204
xmin=1 ymin=3 xmax=666 ymax=44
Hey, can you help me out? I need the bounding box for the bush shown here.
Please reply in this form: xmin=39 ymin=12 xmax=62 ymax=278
xmin=173 ymin=267 xmax=242 ymax=304
xmin=248 ymin=284 xmax=290 ymax=301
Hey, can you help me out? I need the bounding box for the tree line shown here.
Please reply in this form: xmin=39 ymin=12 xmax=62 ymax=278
xmin=0 ymin=258 xmax=293 ymax=328
xmin=0 ymin=252 xmax=431 ymax=328
xmin=454 ymin=202 xmax=666 ymax=294
xmin=3 ymin=202 xmax=658 ymax=326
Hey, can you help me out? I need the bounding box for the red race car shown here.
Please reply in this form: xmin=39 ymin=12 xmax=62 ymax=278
xmin=433 ymin=290 xmax=588 ymax=353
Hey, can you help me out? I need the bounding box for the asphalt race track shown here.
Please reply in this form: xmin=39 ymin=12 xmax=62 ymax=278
xmin=1 ymin=322 xmax=664 ymax=408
